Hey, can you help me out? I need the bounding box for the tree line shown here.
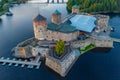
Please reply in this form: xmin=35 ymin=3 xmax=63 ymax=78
xmin=67 ymin=0 xmax=120 ymax=13
xmin=0 ymin=0 xmax=28 ymax=15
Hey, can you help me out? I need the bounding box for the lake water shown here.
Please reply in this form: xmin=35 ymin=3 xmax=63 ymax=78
xmin=0 ymin=3 xmax=120 ymax=80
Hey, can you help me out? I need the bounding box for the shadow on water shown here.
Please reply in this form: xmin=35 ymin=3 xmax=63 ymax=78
xmin=91 ymin=47 xmax=112 ymax=53
xmin=0 ymin=18 xmax=2 ymax=23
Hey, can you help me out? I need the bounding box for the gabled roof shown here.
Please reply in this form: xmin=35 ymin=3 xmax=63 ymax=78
xmin=70 ymin=15 xmax=96 ymax=32
xmin=33 ymin=14 xmax=46 ymax=22
xmin=53 ymin=10 xmax=61 ymax=15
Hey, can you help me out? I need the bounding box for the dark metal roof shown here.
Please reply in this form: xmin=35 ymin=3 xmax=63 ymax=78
xmin=47 ymin=23 xmax=78 ymax=33
xmin=53 ymin=10 xmax=61 ymax=15
xmin=72 ymin=5 xmax=80 ymax=9
xmin=33 ymin=14 xmax=46 ymax=22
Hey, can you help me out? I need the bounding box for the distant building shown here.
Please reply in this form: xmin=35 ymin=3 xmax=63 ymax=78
xmin=52 ymin=10 xmax=61 ymax=25
xmin=72 ymin=5 xmax=80 ymax=14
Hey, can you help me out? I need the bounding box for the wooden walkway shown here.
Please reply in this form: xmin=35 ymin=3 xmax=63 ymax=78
xmin=0 ymin=56 xmax=41 ymax=69
xmin=111 ymin=38 xmax=120 ymax=43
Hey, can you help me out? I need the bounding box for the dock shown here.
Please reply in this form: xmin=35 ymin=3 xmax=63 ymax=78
xmin=0 ymin=56 xmax=41 ymax=69
xmin=111 ymin=38 xmax=120 ymax=43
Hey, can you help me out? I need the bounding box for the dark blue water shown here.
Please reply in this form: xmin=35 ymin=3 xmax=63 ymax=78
xmin=0 ymin=3 xmax=120 ymax=80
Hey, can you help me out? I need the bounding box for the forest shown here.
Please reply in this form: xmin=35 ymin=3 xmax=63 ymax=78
xmin=0 ymin=0 xmax=27 ymax=15
xmin=67 ymin=0 xmax=120 ymax=13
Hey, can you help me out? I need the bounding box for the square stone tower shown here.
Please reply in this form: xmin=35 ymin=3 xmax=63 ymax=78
xmin=72 ymin=5 xmax=80 ymax=14
xmin=52 ymin=10 xmax=61 ymax=25
xmin=33 ymin=14 xmax=47 ymax=40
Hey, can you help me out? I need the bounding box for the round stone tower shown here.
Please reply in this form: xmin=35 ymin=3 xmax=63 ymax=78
xmin=72 ymin=5 xmax=80 ymax=14
xmin=33 ymin=14 xmax=47 ymax=40
xmin=52 ymin=10 xmax=61 ymax=25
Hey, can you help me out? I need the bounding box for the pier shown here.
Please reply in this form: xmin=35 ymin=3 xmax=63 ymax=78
xmin=111 ymin=38 xmax=120 ymax=43
xmin=0 ymin=56 xmax=41 ymax=69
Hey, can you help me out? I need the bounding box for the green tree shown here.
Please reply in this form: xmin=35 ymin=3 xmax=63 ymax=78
xmin=3 ymin=3 xmax=9 ymax=11
xmin=55 ymin=40 xmax=65 ymax=56
xmin=67 ymin=0 xmax=120 ymax=13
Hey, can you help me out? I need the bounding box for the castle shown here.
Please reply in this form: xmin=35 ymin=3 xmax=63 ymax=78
xmin=14 ymin=5 xmax=113 ymax=77
xmin=33 ymin=9 xmax=79 ymax=41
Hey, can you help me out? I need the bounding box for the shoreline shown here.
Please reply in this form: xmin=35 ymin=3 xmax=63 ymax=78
xmin=0 ymin=0 xmax=28 ymax=16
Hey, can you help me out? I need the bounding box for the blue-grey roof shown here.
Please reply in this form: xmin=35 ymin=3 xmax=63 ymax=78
xmin=70 ymin=15 xmax=96 ymax=32
xmin=53 ymin=10 xmax=61 ymax=15
xmin=33 ymin=14 xmax=46 ymax=22
xmin=72 ymin=5 xmax=80 ymax=9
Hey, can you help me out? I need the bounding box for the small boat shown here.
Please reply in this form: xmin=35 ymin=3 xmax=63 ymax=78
xmin=24 ymin=59 xmax=27 ymax=62
xmin=18 ymin=59 xmax=22 ymax=61
xmin=12 ymin=58 xmax=16 ymax=61
xmin=6 ymin=58 xmax=10 ymax=60
xmin=1 ymin=57 xmax=4 ymax=59
xmin=21 ymin=64 xmax=25 ymax=67
xmin=6 ymin=11 xmax=13 ymax=16
xmin=27 ymin=65 xmax=31 ymax=68
xmin=8 ymin=63 xmax=12 ymax=66
xmin=27 ymin=65 xmax=34 ymax=68
xmin=2 ymin=62 xmax=6 ymax=65
xmin=111 ymin=27 xmax=115 ymax=32
xmin=14 ymin=63 xmax=18 ymax=67
xmin=30 ymin=65 xmax=34 ymax=68
xmin=36 ymin=66 xmax=39 ymax=69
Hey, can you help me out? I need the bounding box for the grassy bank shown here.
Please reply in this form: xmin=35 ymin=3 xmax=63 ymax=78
xmin=80 ymin=44 xmax=95 ymax=54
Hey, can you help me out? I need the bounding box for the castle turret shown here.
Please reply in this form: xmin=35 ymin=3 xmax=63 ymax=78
xmin=72 ymin=5 xmax=80 ymax=14
xmin=52 ymin=10 xmax=61 ymax=25
xmin=33 ymin=14 xmax=47 ymax=40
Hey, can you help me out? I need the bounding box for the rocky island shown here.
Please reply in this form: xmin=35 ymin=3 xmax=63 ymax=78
xmin=13 ymin=5 xmax=120 ymax=77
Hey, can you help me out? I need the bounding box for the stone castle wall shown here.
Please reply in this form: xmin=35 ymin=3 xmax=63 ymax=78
xmin=45 ymin=30 xmax=79 ymax=41
xmin=33 ymin=24 xmax=79 ymax=41
xmin=95 ymin=15 xmax=109 ymax=32
xmin=45 ymin=51 xmax=76 ymax=77
xmin=45 ymin=55 xmax=62 ymax=75
xmin=71 ymin=37 xmax=113 ymax=48
xmin=31 ymin=47 xmax=48 ymax=57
